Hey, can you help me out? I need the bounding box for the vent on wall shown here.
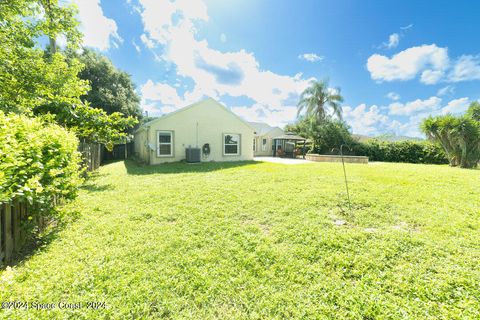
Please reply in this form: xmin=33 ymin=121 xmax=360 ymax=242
xmin=185 ymin=147 xmax=201 ymax=163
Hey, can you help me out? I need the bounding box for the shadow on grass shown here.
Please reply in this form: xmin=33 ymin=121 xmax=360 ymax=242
xmin=124 ymin=159 xmax=259 ymax=175
xmin=80 ymin=182 xmax=115 ymax=192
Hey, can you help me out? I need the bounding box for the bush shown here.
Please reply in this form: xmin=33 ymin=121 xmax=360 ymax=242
xmin=421 ymin=107 xmax=480 ymax=168
xmin=0 ymin=112 xmax=83 ymax=214
xmin=286 ymin=116 xmax=356 ymax=154
xmin=353 ymin=139 xmax=448 ymax=164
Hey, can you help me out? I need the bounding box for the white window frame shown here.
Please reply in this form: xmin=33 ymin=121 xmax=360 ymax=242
xmin=262 ymin=138 xmax=267 ymax=151
xmin=157 ymin=130 xmax=174 ymax=157
xmin=223 ymin=133 xmax=241 ymax=156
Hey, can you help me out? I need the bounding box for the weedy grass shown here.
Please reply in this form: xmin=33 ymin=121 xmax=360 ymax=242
xmin=1 ymin=160 xmax=479 ymax=319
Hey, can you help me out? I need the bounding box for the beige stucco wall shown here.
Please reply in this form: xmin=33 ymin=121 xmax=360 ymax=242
xmin=135 ymin=99 xmax=254 ymax=164
xmin=254 ymin=127 xmax=285 ymax=156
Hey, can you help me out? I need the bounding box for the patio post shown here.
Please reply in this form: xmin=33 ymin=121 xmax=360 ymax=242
xmin=303 ymin=139 xmax=306 ymax=159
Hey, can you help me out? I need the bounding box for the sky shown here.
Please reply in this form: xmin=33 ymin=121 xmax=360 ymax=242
xmin=69 ymin=0 xmax=480 ymax=137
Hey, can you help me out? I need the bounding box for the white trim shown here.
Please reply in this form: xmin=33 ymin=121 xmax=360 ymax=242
xmin=223 ymin=133 xmax=241 ymax=156
xmin=157 ymin=130 xmax=174 ymax=157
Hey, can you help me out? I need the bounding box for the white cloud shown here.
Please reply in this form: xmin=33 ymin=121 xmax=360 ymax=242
xmin=440 ymin=97 xmax=470 ymax=114
xmin=136 ymin=0 xmax=315 ymax=122
xmin=140 ymin=33 xmax=155 ymax=49
xmin=298 ymin=53 xmax=324 ymax=62
xmin=386 ymin=33 xmax=399 ymax=49
xmin=343 ymin=104 xmax=389 ymax=135
xmin=71 ymin=0 xmax=122 ymax=51
xmin=232 ymin=104 xmax=297 ymax=128
xmin=368 ymin=45 xmax=480 ymax=84
xmin=132 ymin=40 xmax=141 ymax=53
xmin=449 ymin=55 xmax=480 ymax=82
xmin=400 ymin=24 xmax=414 ymax=30
xmin=389 ymin=96 xmax=442 ymax=116
xmin=345 ymin=96 xmax=471 ymax=137
xmin=140 ymin=80 xmax=183 ymax=106
xmin=386 ymin=92 xmax=400 ymax=101
xmin=367 ymin=44 xmax=449 ymax=84
xmin=437 ymin=85 xmax=455 ymax=96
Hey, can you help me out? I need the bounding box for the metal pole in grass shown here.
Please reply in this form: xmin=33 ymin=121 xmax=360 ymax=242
xmin=332 ymin=145 xmax=352 ymax=211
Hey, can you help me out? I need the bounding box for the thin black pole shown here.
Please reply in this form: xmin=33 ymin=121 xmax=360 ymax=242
xmin=340 ymin=144 xmax=351 ymax=211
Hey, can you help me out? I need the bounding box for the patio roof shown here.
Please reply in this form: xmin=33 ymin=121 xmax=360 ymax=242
xmin=272 ymin=133 xmax=307 ymax=141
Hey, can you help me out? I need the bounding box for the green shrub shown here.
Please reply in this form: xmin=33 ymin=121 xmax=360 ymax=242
xmin=353 ymin=139 xmax=448 ymax=164
xmin=421 ymin=108 xmax=480 ymax=168
xmin=0 ymin=112 xmax=83 ymax=214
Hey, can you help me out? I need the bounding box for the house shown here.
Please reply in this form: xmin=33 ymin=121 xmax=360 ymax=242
xmin=248 ymin=122 xmax=285 ymax=157
xmin=134 ymin=98 xmax=254 ymax=164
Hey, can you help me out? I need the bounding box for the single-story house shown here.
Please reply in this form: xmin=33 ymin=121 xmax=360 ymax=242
xmin=134 ymin=98 xmax=255 ymax=164
xmin=248 ymin=122 xmax=285 ymax=157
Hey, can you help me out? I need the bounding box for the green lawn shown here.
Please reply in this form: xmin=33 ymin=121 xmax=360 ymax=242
xmin=1 ymin=160 xmax=479 ymax=319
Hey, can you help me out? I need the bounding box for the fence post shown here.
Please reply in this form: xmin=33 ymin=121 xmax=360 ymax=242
xmin=4 ymin=203 xmax=13 ymax=263
xmin=13 ymin=199 xmax=20 ymax=253
xmin=0 ymin=204 xmax=4 ymax=263
xmin=19 ymin=202 xmax=26 ymax=249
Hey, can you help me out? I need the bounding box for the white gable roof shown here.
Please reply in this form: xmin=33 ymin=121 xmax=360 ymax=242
xmin=137 ymin=98 xmax=255 ymax=132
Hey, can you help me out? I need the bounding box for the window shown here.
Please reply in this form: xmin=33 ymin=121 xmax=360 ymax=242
xmin=253 ymin=138 xmax=256 ymax=152
xmin=224 ymin=133 xmax=240 ymax=155
xmin=262 ymin=138 xmax=267 ymax=151
xmin=157 ymin=131 xmax=173 ymax=157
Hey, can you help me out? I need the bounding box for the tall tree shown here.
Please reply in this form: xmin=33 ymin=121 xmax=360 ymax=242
xmin=297 ymin=79 xmax=344 ymax=122
xmin=0 ymin=0 xmax=86 ymax=114
xmin=0 ymin=0 xmax=138 ymax=147
xmin=72 ymin=49 xmax=142 ymax=119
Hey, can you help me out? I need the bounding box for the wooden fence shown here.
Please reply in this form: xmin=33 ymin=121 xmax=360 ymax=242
xmin=78 ymin=142 xmax=103 ymax=172
xmin=0 ymin=143 xmax=103 ymax=265
xmin=0 ymin=200 xmax=28 ymax=265
xmin=0 ymin=198 xmax=55 ymax=265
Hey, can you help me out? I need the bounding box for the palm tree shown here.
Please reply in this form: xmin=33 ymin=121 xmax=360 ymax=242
xmin=297 ymin=79 xmax=344 ymax=122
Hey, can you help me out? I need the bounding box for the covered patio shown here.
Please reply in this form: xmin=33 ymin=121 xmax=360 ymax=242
xmin=272 ymin=132 xmax=307 ymax=159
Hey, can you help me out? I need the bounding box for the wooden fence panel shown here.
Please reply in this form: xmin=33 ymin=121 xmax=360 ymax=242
xmin=0 ymin=205 xmax=3 ymax=263
xmin=78 ymin=142 xmax=102 ymax=173
xmin=4 ymin=203 xmax=13 ymax=263
xmin=13 ymin=200 xmax=21 ymax=253
xmin=0 ymin=200 xmax=43 ymax=265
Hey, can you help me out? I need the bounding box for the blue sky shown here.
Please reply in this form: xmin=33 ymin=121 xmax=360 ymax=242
xmin=71 ymin=0 xmax=480 ymax=137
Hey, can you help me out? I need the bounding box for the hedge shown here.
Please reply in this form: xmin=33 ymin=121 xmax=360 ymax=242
xmin=0 ymin=111 xmax=83 ymax=214
xmin=353 ymin=139 xmax=448 ymax=164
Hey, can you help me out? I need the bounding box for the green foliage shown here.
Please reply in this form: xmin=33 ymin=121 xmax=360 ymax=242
xmin=297 ymin=79 xmax=344 ymax=121
xmin=0 ymin=0 xmax=87 ymax=114
xmin=71 ymin=48 xmax=142 ymax=119
xmin=286 ymin=115 xmax=355 ymax=153
xmin=1 ymin=161 xmax=478 ymax=318
xmin=0 ymin=111 xmax=83 ymax=212
xmin=421 ymin=104 xmax=480 ymax=168
xmin=354 ymin=139 xmax=448 ymax=164
xmin=35 ymin=102 xmax=138 ymax=150
xmin=466 ymin=101 xmax=480 ymax=122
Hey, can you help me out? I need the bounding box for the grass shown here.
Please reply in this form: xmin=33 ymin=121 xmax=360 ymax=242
xmin=1 ymin=160 xmax=479 ymax=319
